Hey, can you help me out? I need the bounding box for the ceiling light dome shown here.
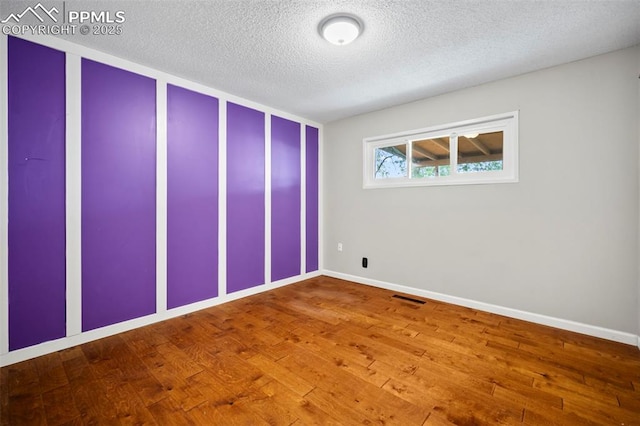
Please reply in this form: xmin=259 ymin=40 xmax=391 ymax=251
xmin=320 ymin=14 xmax=362 ymax=46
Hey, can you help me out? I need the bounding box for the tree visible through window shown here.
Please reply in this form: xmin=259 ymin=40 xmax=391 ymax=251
xmin=375 ymin=145 xmax=407 ymax=178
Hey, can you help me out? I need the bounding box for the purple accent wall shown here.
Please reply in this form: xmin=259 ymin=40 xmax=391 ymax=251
xmin=81 ymin=59 xmax=156 ymax=331
xmin=271 ymin=116 xmax=301 ymax=281
xmin=227 ymin=103 xmax=265 ymax=293
xmin=167 ymin=85 xmax=218 ymax=308
xmin=305 ymin=126 xmax=319 ymax=272
xmin=7 ymin=37 xmax=66 ymax=350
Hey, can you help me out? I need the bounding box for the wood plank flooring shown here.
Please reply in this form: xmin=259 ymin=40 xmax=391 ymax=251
xmin=2 ymin=276 xmax=640 ymax=425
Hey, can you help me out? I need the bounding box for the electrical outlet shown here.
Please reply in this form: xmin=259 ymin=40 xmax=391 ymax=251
xmin=337 ymin=243 xmax=343 ymax=252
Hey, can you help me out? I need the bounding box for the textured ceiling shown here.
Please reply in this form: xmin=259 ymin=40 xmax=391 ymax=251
xmin=3 ymin=0 xmax=640 ymax=123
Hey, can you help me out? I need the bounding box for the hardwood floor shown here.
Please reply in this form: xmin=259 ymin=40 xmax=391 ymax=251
xmin=2 ymin=276 xmax=640 ymax=425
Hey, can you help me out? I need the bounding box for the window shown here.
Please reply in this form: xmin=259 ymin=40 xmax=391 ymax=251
xmin=363 ymin=111 xmax=518 ymax=188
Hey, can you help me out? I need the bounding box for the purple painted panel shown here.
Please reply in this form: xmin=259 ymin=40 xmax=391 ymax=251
xmin=81 ymin=59 xmax=156 ymax=331
xmin=271 ymin=116 xmax=301 ymax=282
xmin=227 ymin=103 xmax=265 ymax=293
xmin=305 ymin=126 xmax=319 ymax=272
xmin=8 ymin=37 xmax=66 ymax=350
xmin=167 ymin=84 xmax=218 ymax=308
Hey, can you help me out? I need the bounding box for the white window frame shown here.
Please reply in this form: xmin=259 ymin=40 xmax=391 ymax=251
xmin=363 ymin=111 xmax=519 ymax=189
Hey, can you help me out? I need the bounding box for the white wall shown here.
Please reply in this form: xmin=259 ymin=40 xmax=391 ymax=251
xmin=323 ymin=45 xmax=640 ymax=338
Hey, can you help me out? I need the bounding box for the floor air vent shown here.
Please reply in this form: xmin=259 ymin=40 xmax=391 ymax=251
xmin=392 ymin=294 xmax=426 ymax=304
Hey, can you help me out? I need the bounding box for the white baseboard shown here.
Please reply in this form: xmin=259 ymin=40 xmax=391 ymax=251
xmin=0 ymin=270 xmax=321 ymax=367
xmin=322 ymin=270 xmax=639 ymax=348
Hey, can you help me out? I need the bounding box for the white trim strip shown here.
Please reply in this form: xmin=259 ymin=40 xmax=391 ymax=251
xmin=218 ymin=100 xmax=227 ymax=297
xmin=65 ymin=53 xmax=82 ymax=337
xmin=265 ymin=114 xmax=272 ymax=286
xmin=156 ymin=80 xmax=168 ymax=314
xmin=317 ymin=126 xmax=324 ymax=271
xmin=322 ymin=270 xmax=640 ymax=346
xmin=300 ymin=124 xmax=306 ymax=275
xmin=450 ymin=133 xmax=458 ymax=176
xmin=0 ymin=34 xmax=9 ymax=355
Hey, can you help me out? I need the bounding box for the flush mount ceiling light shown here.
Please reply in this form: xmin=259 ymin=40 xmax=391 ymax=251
xmin=319 ymin=14 xmax=362 ymax=46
